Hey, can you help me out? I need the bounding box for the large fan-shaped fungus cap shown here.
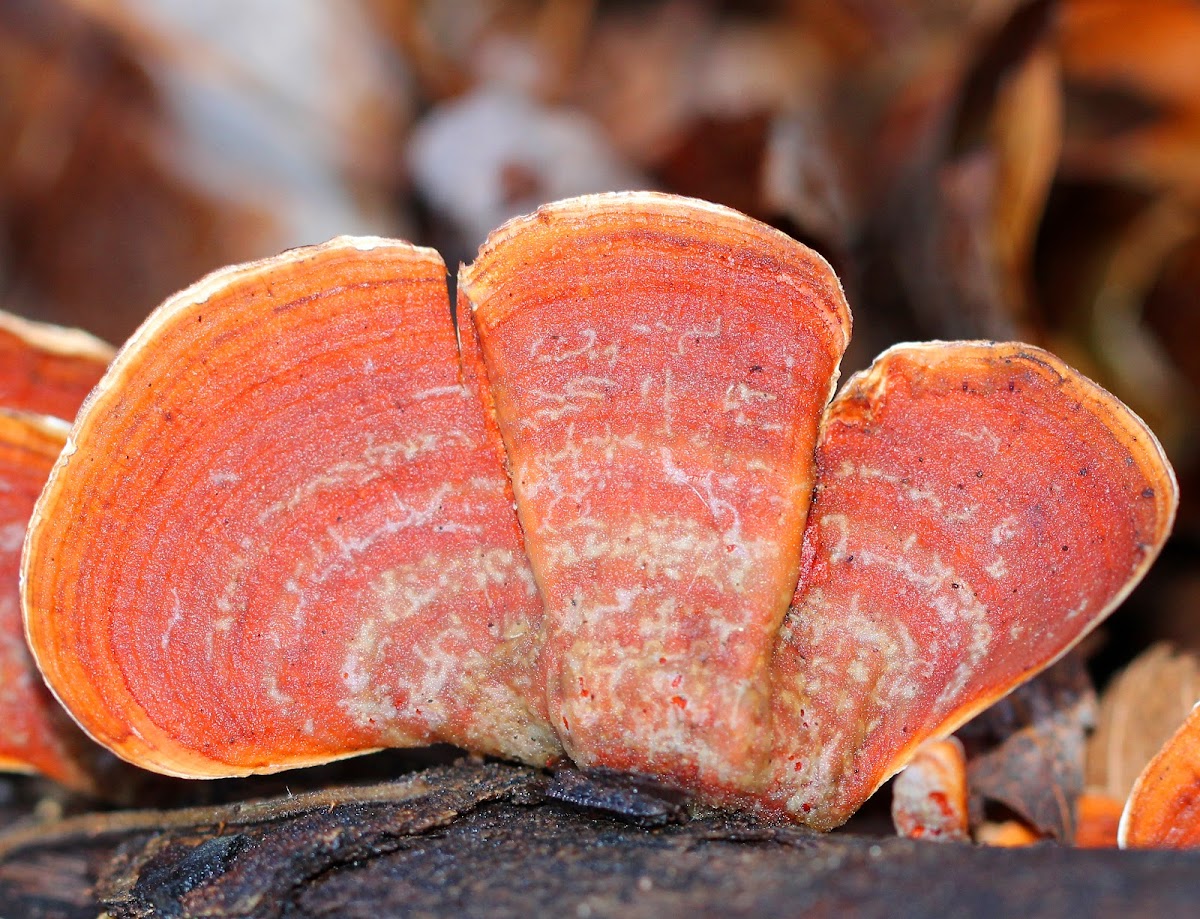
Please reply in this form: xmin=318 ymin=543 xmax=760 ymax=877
xmin=23 ymin=237 xmax=556 ymax=778
xmin=765 ymin=342 xmax=1177 ymax=828
xmin=459 ymin=192 xmax=851 ymax=792
xmin=0 ymin=410 xmax=96 ymax=787
xmin=0 ymin=310 xmax=113 ymax=419
xmin=20 ymin=194 xmax=1179 ymax=830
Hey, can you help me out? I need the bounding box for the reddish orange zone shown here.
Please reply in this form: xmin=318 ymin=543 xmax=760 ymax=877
xmin=0 ymin=328 xmax=109 ymax=420
xmin=462 ymin=197 xmax=849 ymax=792
xmin=766 ymin=344 xmax=1174 ymax=827
xmin=0 ymin=413 xmax=93 ymax=787
xmin=1122 ymin=705 xmax=1200 ymax=848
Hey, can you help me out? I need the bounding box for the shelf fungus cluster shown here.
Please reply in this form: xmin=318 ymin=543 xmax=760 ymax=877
xmin=12 ymin=193 xmax=1180 ymax=830
xmin=1 ymin=311 xmax=112 ymax=788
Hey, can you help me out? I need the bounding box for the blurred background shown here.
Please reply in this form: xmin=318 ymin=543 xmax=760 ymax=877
xmin=2 ymin=0 xmax=1198 ymax=665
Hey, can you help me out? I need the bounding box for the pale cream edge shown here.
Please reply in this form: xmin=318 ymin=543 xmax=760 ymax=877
xmin=0 ymin=756 xmax=36 ymax=776
xmin=0 ymin=407 xmax=72 ymax=441
xmin=466 ymin=190 xmax=814 ymax=273
xmin=0 ymin=309 xmax=116 ymax=363
xmin=18 ymin=234 xmax=434 ymax=778
xmin=835 ymin=340 xmax=1179 ymax=801
xmin=56 ymin=234 xmax=442 ymax=457
xmin=129 ymin=745 xmax=392 ymax=782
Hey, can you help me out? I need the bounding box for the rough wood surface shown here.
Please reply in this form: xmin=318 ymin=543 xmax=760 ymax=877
xmin=1 ymin=761 xmax=1198 ymax=918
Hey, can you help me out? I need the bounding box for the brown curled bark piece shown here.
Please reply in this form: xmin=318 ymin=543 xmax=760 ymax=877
xmin=1120 ymin=703 xmax=1200 ymax=849
xmin=0 ymin=310 xmax=113 ymax=420
xmin=767 ymin=342 xmax=1177 ymax=829
xmin=0 ymin=410 xmax=95 ymax=788
xmin=459 ymin=192 xmax=850 ymax=796
xmin=22 ymin=238 xmax=557 ymax=778
xmin=891 ymin=737 xmax=970 ymax=842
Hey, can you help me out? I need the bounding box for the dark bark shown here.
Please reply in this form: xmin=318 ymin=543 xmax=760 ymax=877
xmin=1 ymin=760 xmax=1197 ymax=919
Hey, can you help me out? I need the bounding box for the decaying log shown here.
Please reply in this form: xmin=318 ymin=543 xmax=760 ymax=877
xmin=1 ymin=760 xmax=1198 ymax=918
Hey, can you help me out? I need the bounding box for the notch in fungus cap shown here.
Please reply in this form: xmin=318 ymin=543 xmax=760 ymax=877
xmin=22 ymin=237 xmax=557 ymax=778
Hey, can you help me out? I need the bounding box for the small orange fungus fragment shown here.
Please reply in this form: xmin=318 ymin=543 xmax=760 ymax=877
xmin=1120 ymin=703 xmax=1200 ymax=848
xmin=891 ymin=737 xmax=970 ymax=842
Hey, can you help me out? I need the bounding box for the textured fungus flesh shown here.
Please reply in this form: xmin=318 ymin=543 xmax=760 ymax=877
xmin=1120 ymin=704 xmax=1200 ymax=848
xmin=767 ymin=342 xmax=1177 ymax=829
xmin=22 ymin=238 xmax=556 ymax=778
xmin=459 ymin=193 xmax=850 ymax=793
xmin=0 ymin=411 xmax=94 ymax=787
xmin=0 ymin=310 xmax=113 ymax=419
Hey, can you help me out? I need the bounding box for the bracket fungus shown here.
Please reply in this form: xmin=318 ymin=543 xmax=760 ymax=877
xmin=0 ymin=313 xmax=113 ymax=789
xmin=19 ymin=193 xmax=1178 ymax=829
xmin=0 ymin=410 xmax=96 ymax=788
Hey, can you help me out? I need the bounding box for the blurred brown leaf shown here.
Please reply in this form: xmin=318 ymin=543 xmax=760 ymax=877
xmin=1 ymin=0 xmax=409 ymax=345
xmin=1060 ymin=0 xmax=1200 ymax=198
xmin=1086 ymin=643 xmax=1200 ymax=803
xmin=959 ymin=653 xmax=1097 ymax=841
